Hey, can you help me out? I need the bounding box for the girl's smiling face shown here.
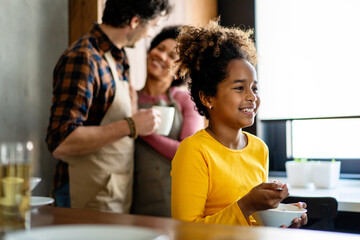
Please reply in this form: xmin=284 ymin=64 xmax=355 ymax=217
xmin=208 ymin=59 xmax=260 ymax=129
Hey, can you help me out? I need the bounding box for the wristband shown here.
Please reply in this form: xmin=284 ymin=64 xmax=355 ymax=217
xmin=124 ymin=117 xmax=138 ymax=139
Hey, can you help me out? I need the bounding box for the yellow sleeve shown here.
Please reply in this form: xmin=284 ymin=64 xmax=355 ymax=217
xmin=264 ymin=149 xmax=269 ymax=182
xmin=171 ymin=139 xmax=250 ymax=226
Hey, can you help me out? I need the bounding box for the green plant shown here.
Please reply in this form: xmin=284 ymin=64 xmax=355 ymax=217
xmin=294 ymin=158 xmax=308 ymax=162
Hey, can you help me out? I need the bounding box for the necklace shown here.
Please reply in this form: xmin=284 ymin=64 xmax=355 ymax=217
xmin=206 ymin=127 xmax=246 ymax=150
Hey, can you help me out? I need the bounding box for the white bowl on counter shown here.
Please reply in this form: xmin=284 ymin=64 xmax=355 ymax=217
xmin=30 ymin=177 xmax=41 ymax=191
xmin=311 ymin=161 xmax=341 ymax=189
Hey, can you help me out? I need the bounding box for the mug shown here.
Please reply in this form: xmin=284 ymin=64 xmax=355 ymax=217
xmin=153 ymin=106 xmax=175 ymax=136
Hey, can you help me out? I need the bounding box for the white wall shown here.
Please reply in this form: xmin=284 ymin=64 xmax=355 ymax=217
xmin=0 ymin=0 xmax=68 ymax=196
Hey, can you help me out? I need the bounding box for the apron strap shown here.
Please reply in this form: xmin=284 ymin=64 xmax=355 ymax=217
xmin=104 ymin=50 xmax=132 ymax=118
xmin=104 ymin=51 xmax=120 ymax=88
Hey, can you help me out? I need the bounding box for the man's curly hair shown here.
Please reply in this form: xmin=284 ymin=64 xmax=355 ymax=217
xmin=102 ymin=0 xmax=172 ymax=28
xmin=175 ymin=20 xmax=257 ymax=119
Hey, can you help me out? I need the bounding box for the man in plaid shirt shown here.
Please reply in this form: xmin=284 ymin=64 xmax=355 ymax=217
xmin=46 ymin=0 xmax=172 ymax=212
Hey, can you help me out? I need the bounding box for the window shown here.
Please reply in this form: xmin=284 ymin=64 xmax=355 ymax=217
xmin=291 ymin=118 xmax=360 ymax=159
xmin=255 ymin=0 xmax=360 ymax=119
xmin=255 ymin=0 xmax=360 ymax=178
xmin=262 ymin=118 xmax=360 ymax=178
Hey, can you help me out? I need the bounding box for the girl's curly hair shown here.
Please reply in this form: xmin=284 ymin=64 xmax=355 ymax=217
xmin=175 ymin=20 xmax=257 ymax=119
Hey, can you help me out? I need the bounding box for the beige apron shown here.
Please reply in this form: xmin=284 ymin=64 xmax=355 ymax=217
xmin=62 ymin=51 xmax=134 ymax=213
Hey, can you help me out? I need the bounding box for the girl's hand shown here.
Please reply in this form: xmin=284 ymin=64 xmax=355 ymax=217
xmin=238 ymin=182 xmax=290 ymax=218
xmin=281 ymin=202 xmax=308 ymax=228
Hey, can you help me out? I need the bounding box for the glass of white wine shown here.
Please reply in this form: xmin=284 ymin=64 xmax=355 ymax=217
xmin=0 ymin=141 xmax=33 ymax=233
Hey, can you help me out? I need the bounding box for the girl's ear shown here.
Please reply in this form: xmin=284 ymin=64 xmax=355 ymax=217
xmin=129 ymin=16 xmax=141 ymax=29
xmin=199 ymin=91 xmax=212 ymax=109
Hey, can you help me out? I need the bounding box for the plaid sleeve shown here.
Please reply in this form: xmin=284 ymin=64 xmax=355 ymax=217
xmin=46 ymin=50 xmax=96 ymax=153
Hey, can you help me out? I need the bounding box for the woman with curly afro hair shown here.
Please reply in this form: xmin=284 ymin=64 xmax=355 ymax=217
xmin=171 ymin=20 xmax=308 ymax=227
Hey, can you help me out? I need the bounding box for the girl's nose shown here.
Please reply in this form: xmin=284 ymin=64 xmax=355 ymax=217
xmin=246 ymin=89 xmax=257 ymax=102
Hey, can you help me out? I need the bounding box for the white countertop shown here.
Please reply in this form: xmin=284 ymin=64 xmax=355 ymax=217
xmin=268 ymin=177 xmax=360 ymax=213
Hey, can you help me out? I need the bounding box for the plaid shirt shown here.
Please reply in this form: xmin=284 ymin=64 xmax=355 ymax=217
xmin=46 ymin=23 xmax=129 ymax=191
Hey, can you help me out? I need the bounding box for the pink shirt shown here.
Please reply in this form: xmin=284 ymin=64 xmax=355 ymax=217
xmin=139 ymin=87 xmax=204 ymax=160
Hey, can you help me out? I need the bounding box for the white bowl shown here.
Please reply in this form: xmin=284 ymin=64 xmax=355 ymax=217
xmin=253 ymin=203 xmax=307 ymax=227
xmin=30 ymin=177 xmax=42 ymax=191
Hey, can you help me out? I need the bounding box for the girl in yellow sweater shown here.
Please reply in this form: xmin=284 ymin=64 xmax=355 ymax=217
xmin=171 ymin=21 xmax=307 ymax=227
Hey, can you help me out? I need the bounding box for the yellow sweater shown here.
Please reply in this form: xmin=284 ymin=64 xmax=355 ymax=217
xmin=171 ymin=129 xmax=268 ymax=226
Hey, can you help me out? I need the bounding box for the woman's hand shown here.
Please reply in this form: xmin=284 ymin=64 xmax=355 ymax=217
xmin=237 ymin=182 xmax=290 ymax=219
xmin=281 ymin=202 xmax=308 ymax=228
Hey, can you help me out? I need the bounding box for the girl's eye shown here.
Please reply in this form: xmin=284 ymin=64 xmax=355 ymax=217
xmin=252 ymin=87 xmax=258 ymax=93
xmin=235 ymin=86 xmax=244 ymax=90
